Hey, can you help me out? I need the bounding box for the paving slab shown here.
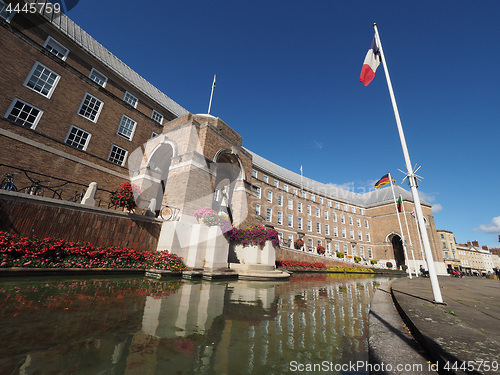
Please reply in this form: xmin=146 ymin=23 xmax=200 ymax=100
xmin=391 ymin=276 xmax=500 ymax=375
xmin=369 ymin=279 xmax=435 ymax=374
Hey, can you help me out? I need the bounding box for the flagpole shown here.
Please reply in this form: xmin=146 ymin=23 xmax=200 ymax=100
xmin=388 ymin=172 xmax=412 ymax=279
xmin=401 ymin=197 xmax=418 ymax=277
xmin=208 ymin=74 xmax=216 ymax=115
xmin=373 ymin=23 xmax=443 ymax=303
xmin=300 ymin=165 xmax=304 ymax=194
xmin=412 ymin=211 xmax=427 ymax=267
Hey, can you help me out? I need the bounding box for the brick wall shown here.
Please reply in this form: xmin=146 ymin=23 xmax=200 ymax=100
xmin=0 ymin=191 xmax=161 ymax=251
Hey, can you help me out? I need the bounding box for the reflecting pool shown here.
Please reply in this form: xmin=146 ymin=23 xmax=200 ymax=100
xmin=0 ymin=274 xmax=390 ymax=374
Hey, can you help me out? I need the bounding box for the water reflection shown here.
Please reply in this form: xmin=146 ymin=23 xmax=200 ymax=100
xmin=0 ymin=274 xmax=388 ymax=374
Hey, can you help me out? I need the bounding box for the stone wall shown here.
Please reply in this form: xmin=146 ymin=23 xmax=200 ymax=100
xmin=276 ymin=247 xmax=370 ymax=269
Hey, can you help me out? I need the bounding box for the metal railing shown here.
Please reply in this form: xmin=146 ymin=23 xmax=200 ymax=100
xmin=0 ymin=163 xmax=177 ymax=220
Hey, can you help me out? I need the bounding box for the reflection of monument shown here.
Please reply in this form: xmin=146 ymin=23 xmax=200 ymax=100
xmin=125 ymin=276 xmax=376 ymax=374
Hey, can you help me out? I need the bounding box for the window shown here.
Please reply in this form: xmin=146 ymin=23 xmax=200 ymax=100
xmin=256 ymin=204 xmax=261 ymax=216
xmin=307 ymin=205 xmax=311 ymax=215
xmin=326 ymin=242 xmax=331 ymax=253
xmin=352 ymin=206 xmax=356 ymax=213
xmin=366 ymin=232 xmax=371 ymax=242
xmin=357 ymin=218 xmax=361 ymax=227
xmin=352 ymin=244 xmax=356 ymax=256
xmin=293 ymin=187 xmax=298 ymax=195
xmin=349 ymin=216 xmax=353 ymax=225
xmin=89 ymin=68 xmax=107 ymax=87
xmin=310 ymin=194 xmax=315 ymax=202
xmin=359 ymin=208 xmax=364 ymax=215
xmin=333 ymin=226 xmax=338 ymax=237
xmin=263 ymin=175 xmax=269 ymax=184
xmin=368 ymin=247 xmax=373 ymax=259
xmin=445 ymin=251 xmax=449 ymax=259
xmin=319 ymin=197 xmax=323 ymax=205
xmin=332 ymin=212 xmax=337 ymax=222
xmin=117 ymin=115 xmax=137 ymax=140
xmin=151 ymin=132 xmax=159 ymax=138
xmin=266 ymin=190 xmax=272 ymax=203
xmin=316 ymin=207 xmax=320 ymax=218
xmin=343 ymin=243 xmax=348 ymax=256
xmin=78 ymin=93 xmax=103 ymax=122
xmin=123 ymin=91 xmax=138 ymax=108
xmin=288 ymin=198 xmax=293 ymax=210
xmin=277 ymin=194 xmax=283 ymax=206
xmin=335 ymin=202 xmax=340 ymax=209
xmin=297 ymin=202 xmax=302 ymax=213
xmin=298 ymin=217 xmax=303 ymax=230
xmin=343 ymin=204 xmax=348 ymax=211
xmin=274 ymin=179 xmax=279 ymax=188
xmin=316 ymin=222 xmax=321 ymax=234
xmin=342 ymin=228 xmax=346 ymax=238
xmin=358 ymin=230 xmax=363 ymax=241
xmin=440 ymin=234 xmax=445 ymax=239
xmin=325 ymin=224 xmax=330 ymax=235
xmin=283 ymin=184 xmax=288 ymax=192
xmin=327 ymin=200 xmax=332 ymax=207
xmin=364 ymin=220 xmax=369 ymax=228
xmin=65 ymin=125 xmax=91 ymax=150
xmin=360 ymin=246 xmax=365 ymax=258
xmin=266 ymin=208 xmax=272 ymax=222
xmin=24 ymin=62 xmax=60 ymax=98
xmin=350 ymin=229 xmax=355 ymax=240
xmin=341 ymin=214 xmax=345 ymax=224
xmin=5 ymin=99 xmax=43 ymax=129
xmin=0 ymin=0 xmax=16 ymax=22
xmin=307 ymin=220 xmax=312 ymax=232
xmin=288 ymin=214 xmax=293 ymax=228
xmin=44 ymin=36 xmax=69 ymax=60
xmin=108 ymin=145 xmax=128 ymax=166
xmin=442 ymin=242 xmax=447 ymax=249
xmin=151 ymin=109 xmax=164 ymax=124
xmin=335 ymin=242 xmax=340 ymax=253
xmin=324 ymin=210 xmax=329 ymax=220
xmin=308 ymin=238 xmax=313 ymax=252
xmin=288 ymin=234 xmax=293 ymax=248
xmin=302 ymin=191 xmax=307 ymax=199
xmin=256 ymin=186 xmax=261 ymax=199
xmin=252 ymin=169 xmax=258 ymax=178
xmin=277 ymin=211 xmax=283 ymax=225
xmin=278 ymin=232 xmax=283 ymax=246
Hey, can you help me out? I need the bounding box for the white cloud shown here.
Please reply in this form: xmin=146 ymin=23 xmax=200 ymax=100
xmin=474 ymin=216 xmax=500 ymax=234
xmin=431 ymin=203 xmax=443 ymax=213
xmin=417 ymin=190 xmax=437 ymax=204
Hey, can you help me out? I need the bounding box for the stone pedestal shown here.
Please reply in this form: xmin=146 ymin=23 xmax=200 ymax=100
xmin=157 ymin=221 xmax=229 ymax=270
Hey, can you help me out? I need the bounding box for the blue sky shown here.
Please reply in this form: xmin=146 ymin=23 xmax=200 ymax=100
xmin=67 ymin=0 xmax=500 ymax=248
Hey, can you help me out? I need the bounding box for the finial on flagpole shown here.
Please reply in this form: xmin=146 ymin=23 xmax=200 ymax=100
xmin=372 ymin=22 xmax=377 ymax=27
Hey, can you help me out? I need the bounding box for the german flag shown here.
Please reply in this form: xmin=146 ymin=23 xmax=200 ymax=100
xmin=374 ymin=174 xmax=392 ymax=189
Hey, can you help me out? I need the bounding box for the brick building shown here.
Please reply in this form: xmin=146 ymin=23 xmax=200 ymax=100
xmin=0 ymin=4 xmax=446 ymax=273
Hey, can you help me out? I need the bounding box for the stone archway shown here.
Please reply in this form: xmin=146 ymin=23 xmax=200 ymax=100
xmin=128 ymin=138 xmax=176 ymax=214
xmin=389 ymin=234 xmax=405 ymax=268
xmin=146 ymin=143 xmax=174 ymax=210
xmin=212 ymin=149 xmax=245 ymax=225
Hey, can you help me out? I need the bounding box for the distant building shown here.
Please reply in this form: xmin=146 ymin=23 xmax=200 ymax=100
xmin=0 ymin=5 xmax=447 ymax=273
xmin=437 ymin=230 xmax=460 ymax=273
xmin=456 ymin=241 xmax=495 ymax=276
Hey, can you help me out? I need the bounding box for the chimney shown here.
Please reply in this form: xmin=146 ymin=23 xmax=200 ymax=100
xmin=472 ymin=240 xmax=479 ymax=247
xmin=482 ymin=245 xmax=488 ymax=250
xmin=467 ymin=241 xmax=471 ymax=246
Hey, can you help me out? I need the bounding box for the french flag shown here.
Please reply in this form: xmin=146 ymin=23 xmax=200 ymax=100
xmin=359 ymin=36 xmax=381 ymax=86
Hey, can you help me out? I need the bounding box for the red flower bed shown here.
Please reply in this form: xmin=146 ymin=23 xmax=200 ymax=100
xmin=0 ymin=231 xmax=186 ymax=271
xmin=276 ymin=260 xmax=326 ymax=270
